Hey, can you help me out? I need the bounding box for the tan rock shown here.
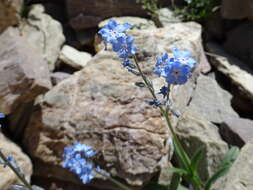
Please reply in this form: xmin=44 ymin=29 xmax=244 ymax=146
xmin=0 ymin=133 xmax=32 ymax=190
xmin=0 ymin=0 xmax=23 ymax=33
xmin=0 ymin=27 xmax=52 ymax=136
xmin=23 ymin=50 xmax=172 ymax=187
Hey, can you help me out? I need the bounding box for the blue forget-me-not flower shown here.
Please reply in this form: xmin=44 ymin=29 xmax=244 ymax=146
xmin=98 ymin=19 xmax=132 ymax=44
xmin=62 ymin=142 xmax=98 ymax=184
xmin=154 ymin=47 xmax=196 ymax=85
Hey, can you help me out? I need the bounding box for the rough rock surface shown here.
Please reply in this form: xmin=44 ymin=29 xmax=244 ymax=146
xmin=213 ymin=140 xmax=253 ymax=190
xmin=220 ymin=117 xmax=253 ymax=147
xmin=20 ymin=4 xmax=65 ymax=71
xmin=206 ymin=43 xmax=253 ymax=115
xmin=0 ymin=27 xmax=52 ymax=135
xmin=59 ymin=45 xmax=92 ymax=70
xmin=0 ymin=133 xmax=32 ymax=190
xmin=66 ymin=0 xmax=169 ymax=31
xmin=99 ymin=16 xmax=156 ymax=30
xmin=175 ymin=110 xmax=229 ymax=181
xmin=221 ymin=0 xmax=253 ymax=20
xmin=224 ymin=22 xmax=253 ymax=69
xmin=23 ymin=50 xmax=172 ymax=186
xmin=50 ymin=72 xmax=71 ymax=86
xmin=156 ymin=8 xmax=181 ymax=27
xmin=187 ymin=74 xmax=238 ymax=124
xmin=96 ymin=21 xmax=210 ymax=73
xmin=0 ymin=0 xmax=22 ymax=33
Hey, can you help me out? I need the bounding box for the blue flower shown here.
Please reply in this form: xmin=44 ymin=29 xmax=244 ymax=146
xmin=149 ymin=100 xmax=162 ymax=107
xmin=62 ymin=142 xmax=98 ymax=184
xmin=112 ymin=36 xmax=137 ymax=59
xmin=172 ymin=47 xmax=196 ymax=68
xmin=98 ymin=19 xmax=132 ymax=43
xmin=154 ymin=47 xmax=196 ymax=85
xmin=158 ymin=86 xmax=169 ymax=98
xmin=164 ymin=61 xmax=192 ymax=85
xmin=154 ymin=53 xmax=172 ymax=77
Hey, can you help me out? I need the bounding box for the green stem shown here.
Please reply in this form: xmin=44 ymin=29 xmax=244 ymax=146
xmin=132 ymin=56 xmax=205 ymax=190
xmin=0 ymin=150 xmax=33 ymax=190
xmin=95 ymin=170 xmax=131 ymax=190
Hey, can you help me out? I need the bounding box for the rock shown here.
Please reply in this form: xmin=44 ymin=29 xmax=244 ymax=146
xmin=221 ymin=0 xmax=253 ymax=20
xmin=50 ymin=72 xmax=71 ymax=86
xmin=206 ymin=43 xmax=253 ymax=115
xmin=213 ymin=140 xmax=253 ymax=190
xmin=99 ymin=16 xmax=156 ymax=30
xmin=96 ymin=21 xmax=210 ymax=73
xmin=20 ymin=4 xmax=65 ymax=71
xmin=175 ymin=110 xmax=229 ymax=181
xmin=0 ymin=27 xmax=52 ymax=137
xmin=23 ymin=50 xmax=172 ymax=187
xmin=224 ymin=22 xmax=253 ymax=69
xmin=0 ymin=0 xmax=22 ymax=33
xmin=59 ymin=45 xmax=92 ymax=70
xmin=220 ymin=117 xmax=253 ymax=147
xmin=155 ymin=8 xmax=181 ymax=27
xmin=0 ymin=133 xmax=32 ymax=190
xmin=66 ymin=0 xmax=171 ymax=31
xmin=187 ymin=74 xmax=238 ymax=124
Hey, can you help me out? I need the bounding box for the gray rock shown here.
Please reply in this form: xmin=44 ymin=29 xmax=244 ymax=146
xmin=206 ymin=43 xmax=253 ymax=115
xmin=0 ymin=27 xmax=51 ymax=135
xmin=188 ymin=74 xmax=239 ymax=124
xmin=175 ymin=110 xmax=229 ymax=181
xmin=99 ymin=16 xmax=156 ymax=30
xmin=50 ymin=72 xmax=71 ymax=86
xmin=0 ymin=0 xmax=22 ymax=33
xmin=221 ymin=0 xmax=253 ymax=20
xmin=23 ymin=50 xmax=172 ymax=187
xmin=220 ymin=117 xmax=253 ymax=147
xmin=213 ymin=140 xmax=253 ymax=190
xmin=66 ymin=0 xmax=165 ymax=31
xmin=20 ymin=4 xmax=65 ymax=71
xmin=224 ymin=22 xmax=253 ymax=69
xmin=59 ymin=45 xmax=92 ymax=70
xmin=155 ymin=8 xmax=181 ymax=27
xmin=0 ymin=133 xmax=33 ymax=190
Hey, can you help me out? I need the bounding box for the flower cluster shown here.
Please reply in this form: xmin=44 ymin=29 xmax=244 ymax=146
xmin=154 ymin=47 xmax=196 ymax=85
xmin=62 ymin=142 xmax=99 ymax=184
xmin=98 ymin=19 xmax=137 ymax=69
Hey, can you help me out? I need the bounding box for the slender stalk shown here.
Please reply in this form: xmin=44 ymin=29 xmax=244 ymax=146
xmin=132 ymin=56 xmax=205 ymax=190
xmin=0 ymin=150 xmax=33 ymax=190
xmin=95 ymin=170 xmax=131 ymax=190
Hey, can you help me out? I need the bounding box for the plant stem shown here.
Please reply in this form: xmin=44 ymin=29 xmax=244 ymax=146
xmin=0 ymin=150 xmax=33 ymax=190
xmin=132 ymin=55 xmax=205 ymax=190
xmin=95 ymin=170 xmax=132 ymax=190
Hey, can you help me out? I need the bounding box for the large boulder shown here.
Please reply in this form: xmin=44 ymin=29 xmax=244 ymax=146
xmin=175 ymin=110 xmax=229 ymax=181
xmin=213 ymin=140 xmax=253 ymax=190
xmin=0 ymin=27 xmax=52 ymax=137
xmin=0 ymin=0 xmax=23 ymax=33
xmin=20 ymin=4 xmax=65 ymax=71
xmin=0 ymin=133 xmax=32 ymax=190
xmin=66 ymin=0 xmax=169 ymax=31
xmin=221 ymin=0 xmax=253 ymax=20
xmin=220 ymin=117 xmax=253 ymax=147
xmin=224 ymin=22 xmax=253 ymax=69
xmin=23 ymin=50 xmax=172 ymax=187
xmin=206 ymin=43 xmax=253 ymax=116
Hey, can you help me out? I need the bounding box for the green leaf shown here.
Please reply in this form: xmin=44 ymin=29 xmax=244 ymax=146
xmin=169 ymin=173 xmax=181 ymax=190
xmin=190 ymin=146 xmax=204 ymax=171
xmin=173 ymin=139 xmax=191 ymax=171
xmin=204 ymin=166 xmax=229 ymax=190
xmin=168 ymin=168 xmax=188 ymax=176
xmin=205 ymin=146 xmax=240 ymax=190
xmin=219 ymin=146 xmax=240 ymax=167
xmin=178 ymin=184 xmax=189 ymax=190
